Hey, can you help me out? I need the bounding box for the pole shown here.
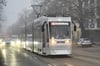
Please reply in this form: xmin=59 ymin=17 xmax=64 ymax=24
xmin=32 ymin=23 xmax=34 ymax=51
xmin=31 ymin=4 xmax=42 ymax=51
xmin=25 ymin=20 xmax=27 ymax=47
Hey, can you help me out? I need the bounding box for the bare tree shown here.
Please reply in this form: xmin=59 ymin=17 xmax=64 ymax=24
xmin=8 ymin=8 xmax=36 ymax=35
xmin=0 ymin=0 xmax=7 ymax=21
xmin=40 ymin=0 xmax=88 ymax=38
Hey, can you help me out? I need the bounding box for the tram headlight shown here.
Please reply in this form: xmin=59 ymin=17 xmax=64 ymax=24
xmin=34 ymin=41 xmax=38 ymax=45
xmin=65 ymin=39 xmax=71 ymax=45
xmin=49 ymin=37 xmax=57 ymax=46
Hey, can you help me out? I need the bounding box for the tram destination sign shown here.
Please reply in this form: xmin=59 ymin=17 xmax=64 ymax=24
xmin=51 ymin=22 xmax=69 ymax=25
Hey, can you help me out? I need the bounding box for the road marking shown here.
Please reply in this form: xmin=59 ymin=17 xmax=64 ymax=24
xmin=52 ymin=64 xmax=57 ymax=66
xmin=65 ymin=63 xmax=74 ymax=66
xmin=48 ymin=64 xmax=53 ymax=66
xmin=23 ymin=53 xmax=29 ymax=57
xmin=48 ymin=63 xmax=74 ymax=66
xmin=48 ymin=63 xmax=57 ymax=66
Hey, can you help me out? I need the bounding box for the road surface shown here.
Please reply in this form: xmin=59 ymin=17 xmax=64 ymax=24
xmin=0 ymin=45 xmax=100 ymax=66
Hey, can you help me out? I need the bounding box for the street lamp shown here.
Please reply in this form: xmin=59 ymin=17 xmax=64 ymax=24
xmin=62 ymin=4 xmax=65 ymax=16
xmin=31 ymin=5 xmax=42 ymax=18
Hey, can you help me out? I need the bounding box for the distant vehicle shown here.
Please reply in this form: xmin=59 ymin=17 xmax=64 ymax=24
xmin=6 ymin=41 xmax=11 ymax=47
xmin=0 ymin=40 xmax=10 ymax=48
xmin=21 ymin=16 xmax=73 ymax=55
xmin=77 ymin=38 xmax=92 ymax=47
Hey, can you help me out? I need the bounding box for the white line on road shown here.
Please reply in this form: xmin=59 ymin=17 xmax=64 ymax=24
xmin=48 ymin=64 xmax=53 ymax=66
xmin=48 ymin=63 xmax=74 ymax=66
xmin=23 ymin=53 xmax=29 ymax=57
xmin=65 ymin=63 xmax=74 ymax=66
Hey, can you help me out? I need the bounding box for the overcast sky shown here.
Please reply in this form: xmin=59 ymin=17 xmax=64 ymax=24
xmin=1 ymin=0 xmax=31 ymax=35
xmin=4 ymin=0 xmax=31 ymax=25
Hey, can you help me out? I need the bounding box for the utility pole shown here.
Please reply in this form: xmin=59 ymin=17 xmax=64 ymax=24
xmin=31 ymin=4 xmax=42 ymax=51
xmin=24 ymin=13 xmax=28 ymax=48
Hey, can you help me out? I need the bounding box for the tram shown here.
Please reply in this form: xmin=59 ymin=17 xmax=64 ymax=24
xmin=24 ymin=16 xmax=73 ymax=55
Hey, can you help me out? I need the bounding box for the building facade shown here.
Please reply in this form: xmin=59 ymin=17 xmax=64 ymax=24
xmin=83 ymin=0 xmax=100 ymax=44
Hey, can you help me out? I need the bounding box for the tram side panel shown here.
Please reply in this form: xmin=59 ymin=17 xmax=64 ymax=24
xmin=34 ymin=26 xmax=43 ymax=55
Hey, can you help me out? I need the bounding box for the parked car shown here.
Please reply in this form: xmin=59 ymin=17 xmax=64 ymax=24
xmin=77 ymin=38 xmax=92 ymax=47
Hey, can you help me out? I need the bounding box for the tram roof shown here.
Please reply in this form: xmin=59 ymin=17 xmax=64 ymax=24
xmin=34 ymin=16 xmax=71 ymax=26
xmin=34 ymin=16 xmax=71 ymax=22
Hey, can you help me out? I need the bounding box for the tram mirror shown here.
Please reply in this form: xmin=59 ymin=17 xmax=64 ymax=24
xmin=74 ymin=25 xmax=76 ymax=31
xmin=41 ymin=22 xmax=46 ymax=32
xmin=41 ymin=25 xmax=44 ymax=32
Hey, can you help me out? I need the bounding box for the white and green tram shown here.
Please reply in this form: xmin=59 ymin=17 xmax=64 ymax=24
xmin=31 ymin=16 xmax=73 ymax=55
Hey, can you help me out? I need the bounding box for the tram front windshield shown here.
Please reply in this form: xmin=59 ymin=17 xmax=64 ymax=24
xmin=49 ymin=22 xmax=71 ymax=39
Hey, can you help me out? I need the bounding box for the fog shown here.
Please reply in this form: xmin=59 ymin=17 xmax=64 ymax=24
xmin=1 ymin=0 xmax=31 ymax=36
